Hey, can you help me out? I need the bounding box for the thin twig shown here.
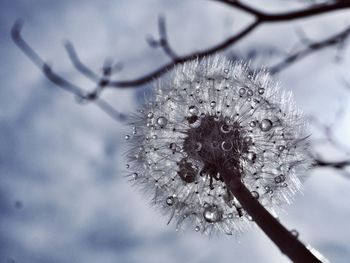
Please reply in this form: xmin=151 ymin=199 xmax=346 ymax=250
xmin=12 ymin=1 xmax=350 ymax=90
xmin=146 ymin=15 xmax=178 ymax=59
xmin=270 ymin=25 xmax=350 ymax=74
xmin=11 ymin=20 xmax=127 ymax=122
xmin=214 ymin=0 xmax=350 ymax=22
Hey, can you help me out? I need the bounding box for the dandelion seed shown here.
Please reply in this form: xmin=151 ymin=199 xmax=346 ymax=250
xmin=125 ymin=55 xmax=310 ymax=235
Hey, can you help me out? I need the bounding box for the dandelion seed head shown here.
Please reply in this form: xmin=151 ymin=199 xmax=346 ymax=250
xmin=125 ymin=55 xmax=310 ymax=235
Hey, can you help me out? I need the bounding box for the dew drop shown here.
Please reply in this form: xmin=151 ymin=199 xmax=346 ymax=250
xmin=249 ymin=121 xmax=256 ymax=127
xmin=188 ymin=116 xmax=201 ymax=128
xmin=290 ymin=229 xmax=299 ymax=238
xmin=244 ymin=136 xmax=253 ymax=144
xmin=169 ymin=143 xmax=177 ymax=151
xmin=210 ymin=101 xmax=216 ymax=108
xmin=258 ymin=88 xmax=265 ymax=95
xmin=178 ymin=160 xmax=197 ymax=183
xmin=221 ymin=141 xmax=233 ymax=151
xmin=239 ymin=88 xmax=246 ymax=95
xmin=251 ymin=191 xmax=259 ymax=199
xmin=203 ymin=205 xmax=221 ymax=223
xmin=247 ymin=89 xmax=253 ymax=96
xmin=224 ymin=68 xmax=229 ymax=74
xmin=125 ymin=135 xmax=130 ymax=140
xmin=132 ymin=173 xmax=138 ymax=180
xmin=166 ymin=196 xmax=175 ymax=206
xmin=125 ymin=164 xmax=130 ymax=169
xmin=195 ymin=226 xmax=200 ymax=232
xmin=260 ymin=119 xmax=273 ymax=132
xmin=152 ymin=135 xmax=158 ymax=139
xmin=247 ymin=152 xmax=257 ymax=162
xmin=277 ymin=145 xmax=285 ymax=151
xmin=227 ymin=213 xmax=233 ymax=219
xmin=132 ymin=130 xmax=137 ymax=135
xmin=189 ymin=105 xmax=199 ymax=116
xmin=147 ymin=112 xmax=154 ymax=118
xmin=157 ymin=116 xmax=168 ymax=128
xmin=274 ymin=174 xmax=285 ymax=183
xmin=220 ymin=124 xmax=231 ymax=133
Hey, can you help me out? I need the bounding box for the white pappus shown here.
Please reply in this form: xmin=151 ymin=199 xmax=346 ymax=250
xmin=124 ymin=55 xmax=310 ymax=235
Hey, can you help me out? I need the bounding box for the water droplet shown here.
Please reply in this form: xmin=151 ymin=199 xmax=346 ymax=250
xmin=258 ymin=88 xmax=265 ymax=94
xmin=277 ymin=145 xmax=285 ymax=151
xmin=125 ymin=164 xmax=130 ymax=169
xmin=152 ymin=135 xmax=158 ymax=139
xmin=290 ymin=229 xmax=299 ymax=238
xmin=227 ymin=213 xmax=233 ymax=219
xmin=188 ymin=116 xmax=201 ymax=128
xmin=221 ymin=141 xmax=233 ymax=151
xmin=195 ymin=226 xmax=200 ymax=232
xmin=125 ymin=135 xmax=130 ymax=140
xmin=247 ymin=152 xmax=257 ymax=162
xmin=203 ymin=205 xmax=221 ymax=223
xmin=210 ymin=101 xmax=216 ymax=108
xmin=169 ymin=143 xmax=177 ymax=151
xmin=246 ymin=215 xmax=253 ymax=221
xmin=260 ymin=119 xmax=273 ymax=131
xmin=132 ymin=173 xmax=138 ymax=180
xmin=147 ymin=112 xmax=154 ymax=118
xmin=178 ymin=160 xmax=197 ymax=183
xmin=264 ymin=185 xmax=271 ymax=191
xmin=166 ymin=196 xmax=175 ymax=206
xmin=224 ymin=68 xmax=229 ymax=74
xmin=274 ymin=174 xmax=285 ymax=183
xmin=251 ymin=191 xmax=259 ymax=199
xmin=249 ymin=121 xmax=256 ymax=127
xmin=189 ymin=105 xmax=199 ymax=116
xmin=244 ymin=136 xmax=253 ymax=144
xmin=247 ymin=89 xmax=253 ymax=96
xmin=132 ymin=130 xmax=137 ymax=135
xmin=157 ymin=116 xmax=168 ymax=128
xmin=239 ymin=88 xmax=246 ymax=95
xmin=195 ymin=142 xmax=202 ymax=152
xmin=220 ymin=124 xmax=231 ymax=133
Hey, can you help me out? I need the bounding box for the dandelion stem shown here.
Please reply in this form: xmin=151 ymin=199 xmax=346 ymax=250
xmin=220 ymin=170 xmax=321 ymax=263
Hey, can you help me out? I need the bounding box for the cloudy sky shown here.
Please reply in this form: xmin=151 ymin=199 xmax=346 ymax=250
xmin=1 ymin=1 xmax=350 ymax=263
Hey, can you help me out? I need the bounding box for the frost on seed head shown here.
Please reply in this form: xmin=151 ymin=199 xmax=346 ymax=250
xmin=125 ymin=55 xmax=310 ymax=235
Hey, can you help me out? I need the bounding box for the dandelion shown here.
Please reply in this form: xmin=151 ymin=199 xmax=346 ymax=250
xmin=125 ymin=55 xmax=310 ymax=237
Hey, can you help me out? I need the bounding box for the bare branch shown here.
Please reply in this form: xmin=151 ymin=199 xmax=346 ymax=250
xmin=11 ymin=20 xmax=127 ymax=122
xmin=63 ymin=41 xmax=100 ymax=82
xmin=214 ymin=0 xmax=350 ymax=22
xmin=269 ymin=25 xmax=350 ymax=74
xmin=110 ymin=20 xmax=260 ymax=88
xmin=313 ymin=159 xmax=350 ymax=169
xmin=146 ymin=15 xmax=178 ymax=59
xmin=12 ymin=1 xmax=350 ymax=90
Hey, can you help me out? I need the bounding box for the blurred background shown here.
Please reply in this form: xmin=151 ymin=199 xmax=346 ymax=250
xmin=1 ymin=0 xmax=350 ymax=262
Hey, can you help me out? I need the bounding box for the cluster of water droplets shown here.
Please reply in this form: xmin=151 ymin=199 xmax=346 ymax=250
xmin=125 ymin=56 xmax=310 ymax=235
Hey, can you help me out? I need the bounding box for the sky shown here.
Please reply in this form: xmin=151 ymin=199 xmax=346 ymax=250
xmin=1 ymin=1 xmax=350 ymax=263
